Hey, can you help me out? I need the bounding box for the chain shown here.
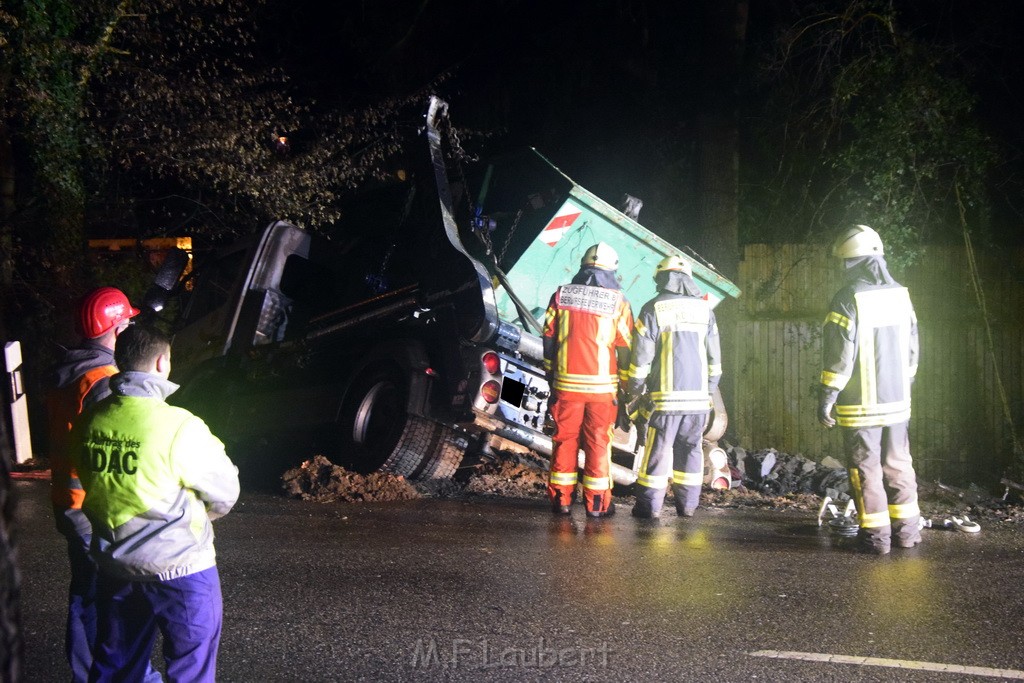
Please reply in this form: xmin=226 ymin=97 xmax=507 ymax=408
xmin=497 ymin=209 xmax=524 ymax=264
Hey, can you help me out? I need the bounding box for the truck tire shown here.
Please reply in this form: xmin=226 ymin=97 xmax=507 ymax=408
xmin=381 ymin=415 xmax=447 ymax=478
xmin=413 ymin=427 xmax=466 ymax=480
xmin=342 ymin=362 xmax=422 ymax=476
xmin=340 ymin=352 xmax=465 ymax=480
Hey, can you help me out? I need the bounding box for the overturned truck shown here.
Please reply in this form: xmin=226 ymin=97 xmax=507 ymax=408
xmin=148 ymin=98 xmax=740 ymax=484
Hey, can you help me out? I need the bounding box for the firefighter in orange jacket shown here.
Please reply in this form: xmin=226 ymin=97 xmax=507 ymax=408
xmin=45 ymin=287 xmax=141 ymax=682
xmin=819 ymin=225 xmax=921 ymax=555
xmin=543 ymin=243 xmax=634 ymax=518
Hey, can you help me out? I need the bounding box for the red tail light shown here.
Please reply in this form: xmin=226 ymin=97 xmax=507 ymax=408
xmin=482 ymin=352 xmax=501 ymax=375
xmin=480 ymin=380 xmax=501 ymax=404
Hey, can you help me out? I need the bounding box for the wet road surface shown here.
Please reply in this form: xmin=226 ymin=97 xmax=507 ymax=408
xmin=12 ymin=479 xmax=1024 ymax=681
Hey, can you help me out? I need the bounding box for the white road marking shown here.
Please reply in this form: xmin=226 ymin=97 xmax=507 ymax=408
xmin=748 ymin=650 xmax=1024 ymax=680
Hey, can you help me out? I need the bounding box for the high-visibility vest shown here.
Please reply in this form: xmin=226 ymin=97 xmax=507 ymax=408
xmin=542 ymin=284 xmax=633 ymax=396
xmin=821 ymin=284 xmax=919 ymax=427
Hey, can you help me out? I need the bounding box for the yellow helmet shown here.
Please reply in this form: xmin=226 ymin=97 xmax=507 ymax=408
xmin=581 ymin=242 xmax=619 ymax=270
xmin=655 ymin=255 xmax=692 ymax=276
xmin=832 ymin=224 xmax=884 ymax=258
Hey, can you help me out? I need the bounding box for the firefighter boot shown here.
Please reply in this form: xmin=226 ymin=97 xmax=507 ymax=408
xmin=673 ymin=485 xmax=700 ymax=518
xmin=857 ymin=528 xmax=891 ymax=555
xmin=632 ymin=485 xmax=664 ymax=519
xmin=893 ymin=519 xmax=922 ymax=548
xmin=586 ymin=494 xmax=616 ymax=518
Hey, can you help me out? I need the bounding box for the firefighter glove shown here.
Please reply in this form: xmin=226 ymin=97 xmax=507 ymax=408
xmin=615 ymin=400 xmax=631 ymax=432
xmin=817 ymin=395 xmax=836 ymax=429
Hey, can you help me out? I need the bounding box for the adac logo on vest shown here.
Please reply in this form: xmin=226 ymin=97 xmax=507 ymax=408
xmin=85 ymin=436 xmax=142 ymax=476
xmin=87 ymin=448 xmax=139 ymax=475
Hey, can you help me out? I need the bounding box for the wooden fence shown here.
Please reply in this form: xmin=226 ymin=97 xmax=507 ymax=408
xmin=721 ymin=244 xmax=1024 ymax=484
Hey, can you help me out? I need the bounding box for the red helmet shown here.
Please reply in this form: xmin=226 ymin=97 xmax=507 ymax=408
xmin=77 ymin=287 xmax=141 ymax=339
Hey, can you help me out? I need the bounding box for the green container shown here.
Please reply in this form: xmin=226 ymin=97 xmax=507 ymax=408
xmin=471 ymin=148 xmax=741 ymax=329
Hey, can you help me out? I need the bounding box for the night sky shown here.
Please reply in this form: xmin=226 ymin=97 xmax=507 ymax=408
xmin=261 ymin=0 xmax=1024 ymax=246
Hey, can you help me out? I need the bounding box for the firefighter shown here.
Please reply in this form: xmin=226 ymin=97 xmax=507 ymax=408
xmin=44 ymin=286 xmax=145 ymax=683
xmin=72 ymin=325 xmax=239 ymax=681
xmin=819 ymin=225 xmax=921 ymax=555
xmin=625 ymin=255 xmax=721 ymax=519
xmin=543 ymin=242 xmax=634 ymax=518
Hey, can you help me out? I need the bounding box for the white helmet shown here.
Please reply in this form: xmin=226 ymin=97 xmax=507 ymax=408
xmin=655 ymin=255 xmax=692 ymax=276
xmin=581 ymin=242 xmax=619 ymax=270
xmin=832 ymin=224 xmax=884 ymax=258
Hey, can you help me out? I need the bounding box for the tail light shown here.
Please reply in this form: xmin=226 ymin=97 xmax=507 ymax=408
xmin=482 ymin=351 xmax=501 ymax=375
xmin=480 ymin=380 xmax=501 ymax=404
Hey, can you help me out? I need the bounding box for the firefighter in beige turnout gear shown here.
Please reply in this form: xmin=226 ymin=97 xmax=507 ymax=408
xmin=625 ymin=255 xmax=721 ymax=519
xmin=819 ymin=225 xmax=921 ymax=554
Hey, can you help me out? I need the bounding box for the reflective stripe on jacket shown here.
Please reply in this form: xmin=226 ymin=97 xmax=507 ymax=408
xmin=821 ymin=284 xmax=919 ymax=428
xmin=626 ymin=293 xmax=721 ymax=413
xmin=542 ymin=284 xmax=633 ymax=395
xmin=73 ymin=372 xmax=239 ymax=581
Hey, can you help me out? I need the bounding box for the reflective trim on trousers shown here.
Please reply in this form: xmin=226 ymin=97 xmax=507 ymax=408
xmin=844 ymin=421 xmax=918 ymax=541
xmin=637 ymin=473 xmax=669 ymax=489
xmin=549 ymin=471 xmax=578 ymax=486
xmin=860 ymin=509 xmax=891 ymax=529
xmin=889 ymin=500 xmax=920 ymax=519
xmin=582 ymin=475 xmax=611 ymax=491
xmin=672 ymin=470 xmax=703 ymax=487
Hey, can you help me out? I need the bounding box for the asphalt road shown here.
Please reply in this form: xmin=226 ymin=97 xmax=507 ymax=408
xmin=11 ymin=478 xmax=1024 ymax=682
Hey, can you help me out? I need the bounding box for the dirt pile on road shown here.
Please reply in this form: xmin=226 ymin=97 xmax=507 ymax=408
xmin=281 ymin=455 xmax=421 ymax=502
xmin=461 ymin=450 xmax=549 ymax=498
xmin=280 ymin=451 xmax=550 ymax=503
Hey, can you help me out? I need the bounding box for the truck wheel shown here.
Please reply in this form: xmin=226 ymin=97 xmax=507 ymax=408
xmin=343 ymin=363 xmax=423 ymax=476
xmin=413 ymin=427 xmax=466 ymax=480
xmin=381 ymin=415 xmax=452 ymax=478
xmin=341 ymin=361 xmax=465 ymax=480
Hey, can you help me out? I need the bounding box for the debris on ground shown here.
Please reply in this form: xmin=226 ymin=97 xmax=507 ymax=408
xmin=460 ymin=449 xmax=549 ymax=498
xmin=723 ymin=443 xmax=852 ymax=502
xmin=279 ymin=450 xmax=551 ymax=503
xmin=717 ymin=442 xmax=1024 ymax=523
xmin=270 ymin=444 xmax=1024 ymax=524
xmin=281 ymin=455 xmax=421 ymax=502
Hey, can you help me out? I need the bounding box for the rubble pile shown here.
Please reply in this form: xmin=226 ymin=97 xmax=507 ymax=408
xmin=720 ymin=444 xmax=1024 ymax=522
xmin=281 ymin=455 xmax=421 ymax=502
xmin=704 ymin=487 xmax=823 ymax=512
xmin=724 ymin=444 xmax=851 ymax=501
